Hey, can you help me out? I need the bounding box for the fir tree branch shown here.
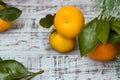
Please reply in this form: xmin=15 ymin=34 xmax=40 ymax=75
xmin=92 ymin=0 xmax=120 ymax=20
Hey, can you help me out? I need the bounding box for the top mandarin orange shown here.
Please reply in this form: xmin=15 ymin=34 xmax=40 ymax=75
xmin=54 ymin=5 xmax=84 ymax=38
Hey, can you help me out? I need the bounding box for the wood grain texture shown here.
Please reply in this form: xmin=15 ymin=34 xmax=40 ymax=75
xmin=0 ymin=55 xmax=120 ymax=80
xmin=1 ymin=0 xmax=97 ymax=54
xmin=0 ymin=0 xmax=120 ymax=80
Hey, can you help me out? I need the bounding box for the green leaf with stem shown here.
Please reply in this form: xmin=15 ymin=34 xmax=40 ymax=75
xmin=40 ymin=14 xmax=55 ymax=28
xmin=26 ymin=70 xmax=44 ymax=80
xmin=110 ymin=17 xmax=120 ymax=27
xmin=78 ymin=18 xmax=99 ymax=57
xmin=96 ymin=18 xmax=110 ymax=44
xmin=0 ymin=7 xmax=22 ymax=21
xmin=111 ymin=25 xmax=120 ymax=35
xmin=0 ymin=58 xmax=44 ymax=80
xmin=108 ymin=30 xmax=120 ymax=43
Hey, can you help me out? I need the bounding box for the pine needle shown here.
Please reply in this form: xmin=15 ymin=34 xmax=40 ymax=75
xmin=92 ymin=0 xmax=120 ymax=20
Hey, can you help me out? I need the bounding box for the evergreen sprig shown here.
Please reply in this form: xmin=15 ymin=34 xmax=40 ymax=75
xmin=92 ymin=0 xmax=120 ymax=20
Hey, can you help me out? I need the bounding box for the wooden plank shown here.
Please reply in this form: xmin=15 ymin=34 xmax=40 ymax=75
xmin=1 ymin=0 xmax=120 ymax=80
xmin=0 ymin=55 xmax=119 ymax=80
xmin=0 ymin=31 xmax=79 ymax=54
xmin=1 ymin=0 xmax=94 ymax=54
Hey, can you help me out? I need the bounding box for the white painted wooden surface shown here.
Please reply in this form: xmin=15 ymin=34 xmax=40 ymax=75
xmin=0 ymin=0 xmax=120 ymax=80
xmin=1 ymin=55 xmax=120 ymax=80
xmin=0 ymin=0 xmax=96 ymax=55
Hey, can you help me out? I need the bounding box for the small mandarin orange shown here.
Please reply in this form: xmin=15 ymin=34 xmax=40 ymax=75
xmin=87 ymin=43 xmax=118 ymax=61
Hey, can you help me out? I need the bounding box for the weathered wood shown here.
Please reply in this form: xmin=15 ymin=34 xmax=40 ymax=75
xmin=0 ymin=0 xmax=120 ymax=80
xmin=2 ymin=0 xmax=95 ymax=54
xmin=0 ymin=55 xmax=120 ymax=80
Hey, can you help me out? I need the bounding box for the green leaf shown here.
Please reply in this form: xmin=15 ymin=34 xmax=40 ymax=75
xmin=0 ymin=7 xmax=22 ymax=21
xmin=0 ymin=59 xmax=44 ymax=80
xmin=111 ymin=24 xmax=120 ymax=35
xmin=78 ymin=18 xmax=99 ymax=57
xmin=39 ymin=14 xmax=55 ymax=28
xmin=108 ymin=30 xmax=120 ymax=44
xmin=96 ymin=19 xmax=110 ymax=44
xmin=110 ymin=18 xmax=120 ymax=27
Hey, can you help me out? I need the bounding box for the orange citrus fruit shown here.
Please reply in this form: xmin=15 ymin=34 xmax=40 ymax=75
xmin=0 ymin=5 xmax=12 ymax=32
xmin=87 ymin=43 xmax=118 ymax=61
xmin=0 ymin=18 xmax=12 ymax=32
xmin=49 ymin=28 xmax=76 ymax=53
xmin=54 ymin=5 xmax=84 ymax=38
